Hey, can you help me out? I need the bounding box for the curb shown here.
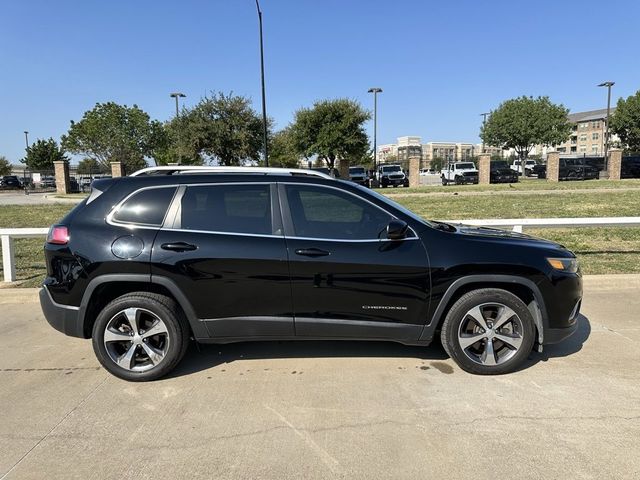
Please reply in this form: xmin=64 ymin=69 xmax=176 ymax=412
xmin=0 ymin=274 xmax=639 ymax=304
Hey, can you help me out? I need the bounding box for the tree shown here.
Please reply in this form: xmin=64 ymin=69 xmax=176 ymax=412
xmin=430 ymin=157 xmax=445 ymax=173
xmin=62 ymin=102 xmax=164 ymax=171
xmin=290 ymin=99 xmax=371 ymax=170
xmin=269 ymin=127 xmax=301 ymax=168
xmin=481 ymin=96 xmax=571 ymax=174
xmin=77 ymin=157 xmax=107 ymax=175
xmin=21 ymin=138 xmax=68 ymax=171
xmin=163 ymin=92 xmax=265 ymax=166
xmin=610 ymin=90 xmax=640 ymax=152
xmin=0 ymin=156 xmax=12 ymax=175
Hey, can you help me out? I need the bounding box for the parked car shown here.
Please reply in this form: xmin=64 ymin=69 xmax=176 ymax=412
xmin=441 ymin=162 xmax=479 ymax=185
xmin=0 ymin=175 xmax=23 ymax=189
xmin=311 ymin=167 xmax=340 ymax=178
xmin=621 ymin=157 xmax=640 ymax=178
xmin=490 ymin=161 xmax=519 ymax=184
xmin=40 ymin=176 xmax=56 ymax=188
xmin=559 ymin=158 xmax=599 ymax=180
xmin=40 ymin=166 xmax=582 ymax=381
xmin=510 ymin=159 xmax=537 ymax=176
xmin=69 ymin=177 xmax=81 ymax=193
xmin=420 ymin=168 xmax=436 ymax=176
xmin=378 ymin=164 xmax=408 ymax=188
xmin=348 ymin=166 xmax=370 ymax=187
xmin=532 ymin=163 xmax=547 ymax=179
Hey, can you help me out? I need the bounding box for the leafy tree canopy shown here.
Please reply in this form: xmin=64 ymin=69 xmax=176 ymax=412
xmin=268 ymin=127 xmax=300 ymax=168
xmin=481 ymin=96 xmax=571 ymax=160
xmin=0 ymin=155 xmax=12 ymax=176
xmin=290 ymin=99 xmax=371 ymax=169
xmin=61 ymin=102 xmax=163 ymax=171
xmin=610 ymin=90 xmax=640 ymax=152
xmin=162 ymin=92 xmax=265 ymax=166
xmin=21 ymin=138 xmax=68 ymax=171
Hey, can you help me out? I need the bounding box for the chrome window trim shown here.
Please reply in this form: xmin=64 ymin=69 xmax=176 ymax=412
xmin=106 ymin=184 xmax=180 ymax=230
xmin=280 ymin=181 xmax=418 ymax=241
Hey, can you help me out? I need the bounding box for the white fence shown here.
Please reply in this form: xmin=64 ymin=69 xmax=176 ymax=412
xmin=2 ymin=216 xmax=640 ymax=283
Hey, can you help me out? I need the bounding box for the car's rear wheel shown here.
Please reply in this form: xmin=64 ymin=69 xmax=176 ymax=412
xmin=92 ymin=292 xmax=190 ymax=381
xmin=440 ymin=289 xmax=535 ymax=375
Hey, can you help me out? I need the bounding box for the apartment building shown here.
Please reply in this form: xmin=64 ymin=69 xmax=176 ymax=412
xmin=553 ymin=108 xmax=615 ymax=155
xmin=378 ymin=136 xmax=498 ymax=167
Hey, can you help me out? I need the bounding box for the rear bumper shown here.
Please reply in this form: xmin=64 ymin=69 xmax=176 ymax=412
xmin=40 ymin=287 xmax=85 ymax=338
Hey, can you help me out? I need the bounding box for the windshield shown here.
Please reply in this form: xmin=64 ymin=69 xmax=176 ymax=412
xmin=382 ymin=165 xmax=401 ymax=172
xmin=349 ymin=167 xmax=365 ymax=174
xmin=457 ymin=163 xmax=475 ymax=169
xmin=348 ymin=182 xmax=432 ymax=227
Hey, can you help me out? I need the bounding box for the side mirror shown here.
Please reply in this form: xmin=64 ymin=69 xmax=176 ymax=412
xmin=386 ymin=219 xmax=408 ymax=240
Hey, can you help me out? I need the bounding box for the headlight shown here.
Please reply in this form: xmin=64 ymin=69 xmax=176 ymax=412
xmin=547 ymin=257 xmax=579 ymax=273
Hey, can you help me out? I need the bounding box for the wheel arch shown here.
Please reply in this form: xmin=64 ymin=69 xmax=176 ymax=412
xmin=419 ymin=275 xmax=546 ymax=347
xmin=78 ymin=274 xmax=206 ymax=339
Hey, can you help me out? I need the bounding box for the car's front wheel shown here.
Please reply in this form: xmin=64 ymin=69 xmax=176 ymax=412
xmin=92 ymin=292 xmax=190 ymax=381
xmin=440 ymin=288 xmax=535 ymax=375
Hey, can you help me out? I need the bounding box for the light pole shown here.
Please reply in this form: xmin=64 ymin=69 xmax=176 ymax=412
xmin=170 ymin=92 xmax=186 ymax=118
xmin=480 ymin=112 xmax=490 ymax=155
xmin=256 ymin=0 xmax=269 ymax=166
xmin=24 ymin=131 xmax=29 ymax=149
xmin=598 ymin=81 xmax=615 ymax=171
xmin=170 ymin=93 xmax=186 ymax=165
xmin=368 ymin=87 xmax=382 ymax=183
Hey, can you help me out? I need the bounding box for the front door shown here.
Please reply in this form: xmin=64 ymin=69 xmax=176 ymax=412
xmin=151 ymin=182 xmax=293 ymax=338
xmin=280 ymin=183 xmax=430 ymax=341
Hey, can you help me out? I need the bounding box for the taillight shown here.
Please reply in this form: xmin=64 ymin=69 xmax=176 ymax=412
xmin=47 ymin=225 xmax=69 ymax=245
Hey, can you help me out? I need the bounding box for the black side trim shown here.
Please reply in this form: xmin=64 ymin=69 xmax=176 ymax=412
xmin=419 ymin=275 xmax=548 ymax=342
xmin=296 ymin=317 xmax=423 ymax=340
xmin=203 ymin=316 xmax=294 ymax=338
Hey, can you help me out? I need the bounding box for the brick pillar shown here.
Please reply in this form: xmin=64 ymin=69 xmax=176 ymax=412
xmin=408 ymin=156 xmax=420 ymax=188
xmin=53 ymin=161 xmax=70 ymax=194
xmin=546 ymin=152 xmax=560 ymax=182
xmin=337 ymin=158 xmax=349 ymax=179
xmin=110 ymin=161 xmax=124 ymax=178
xmin=608 ymin=148 xmax=622 ymax=180
xmin=478 ymin=153 xmax=491 ymax=185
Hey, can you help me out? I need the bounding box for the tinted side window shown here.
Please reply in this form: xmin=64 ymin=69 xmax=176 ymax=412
xmin=112 ymin=187 xmax=176 ymax=226
xmin=181 ymin=184 xmax=272 ymax=235
xmin=285 ymin=185 xmax=391 ymax=240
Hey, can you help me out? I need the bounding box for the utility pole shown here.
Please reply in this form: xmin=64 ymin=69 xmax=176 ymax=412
xmin=598 ymin=81 xmax=615 ymax=172
xmin=368 ymin=88 xmax=382 ymax=185
xmin=480 ymin=112 xmax=490 ymax=154
xmin=24 ymin=131 xmax=30 ymax=149
xmin=170 ymin=93 xmax=186 ymax=165
xmin=256 ymin=0 xmax=269 ymax=166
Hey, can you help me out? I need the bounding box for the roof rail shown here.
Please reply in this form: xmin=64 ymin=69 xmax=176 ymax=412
xmin=129 ymin=166 xmax=334 ymax=179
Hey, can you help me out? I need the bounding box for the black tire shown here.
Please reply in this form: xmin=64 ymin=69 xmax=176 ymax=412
xmin=455 ymin=175 xmax=462 ymax=185
xmin=441 ymin=176 xmax=447 ymax=185
xmin=440 ymin=288 xmax=535 ymax=375
xmin=92 ymin=292 xmax=190 ymax=381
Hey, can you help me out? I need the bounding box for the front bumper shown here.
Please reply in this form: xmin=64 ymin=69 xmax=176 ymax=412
xmin=40 ymin=287 xmax=85 ymax=338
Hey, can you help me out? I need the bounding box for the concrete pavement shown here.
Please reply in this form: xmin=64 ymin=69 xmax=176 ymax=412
xmin=1 ymin=276 xmax=639 ymax=479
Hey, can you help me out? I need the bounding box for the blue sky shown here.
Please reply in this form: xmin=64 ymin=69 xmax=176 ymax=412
xmin=2 ymin=0 xmax=639 ymax=163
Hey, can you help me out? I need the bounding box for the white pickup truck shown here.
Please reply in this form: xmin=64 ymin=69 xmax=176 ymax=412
xmin=510 ymin=159 xmax=537 ymax=176
xmin=441 ymin=162 xmax=479 ymax=185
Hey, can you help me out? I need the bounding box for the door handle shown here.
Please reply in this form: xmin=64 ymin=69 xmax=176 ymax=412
xmin=161 ymin=242 xmax=197 ymax=252
xmin=295 ymin=248 xmax=330 ymax=257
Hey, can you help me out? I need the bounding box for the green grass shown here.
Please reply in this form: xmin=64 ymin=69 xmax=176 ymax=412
xmin=1 ymin=186 xmax=639 ymax=286
xmin=377 ymin=177 xmax=640 ymax=195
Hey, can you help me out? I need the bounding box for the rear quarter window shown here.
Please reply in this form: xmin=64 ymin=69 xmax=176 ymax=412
xmin=111 ymin=187 xmax=177 ymax=226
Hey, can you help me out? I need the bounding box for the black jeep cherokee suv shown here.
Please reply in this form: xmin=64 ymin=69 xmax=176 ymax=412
xmin=40 ymin=166 xmax=582 ymax=381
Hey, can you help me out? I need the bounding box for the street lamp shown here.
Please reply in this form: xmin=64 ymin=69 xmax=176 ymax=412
xmin=597 ymin=81 xmax=615 ymax=171
xmin=170 ymin=92 xmax=186 ymax=117
xmin=256 ymin=0 xmax=269 ymax=166
xmin=170 ymin=93 xmax=186 ymax=165
xmin=480 ymin=112 xmax=490 ymax=154
xmin=368 ymin=87 xmax=382 ymax=182
xmin=24 ymin=131 xmax=29 ymax=149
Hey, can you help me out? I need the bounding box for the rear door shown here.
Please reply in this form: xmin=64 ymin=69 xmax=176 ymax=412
xmin=151 ymin=182 xmax=293 ymax=338
xmin=280 ymin=182 xmax=430 ymax=341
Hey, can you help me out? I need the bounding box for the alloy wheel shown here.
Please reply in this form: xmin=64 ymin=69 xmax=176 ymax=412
xmin=103 ymin=307 xmax=170 ymax=372
xmin=457 ymin=303 xmax=524 ymax=366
